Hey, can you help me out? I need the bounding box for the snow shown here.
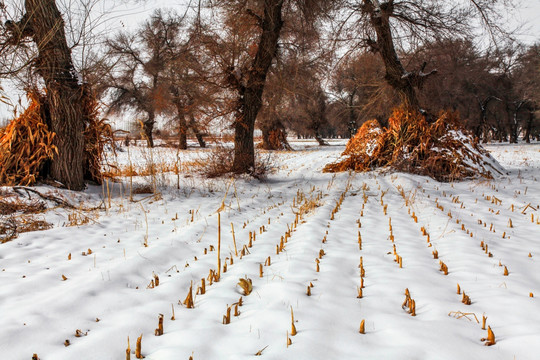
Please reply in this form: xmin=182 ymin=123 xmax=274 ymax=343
xmin=1 ymin=140 xmax=540 ymax=359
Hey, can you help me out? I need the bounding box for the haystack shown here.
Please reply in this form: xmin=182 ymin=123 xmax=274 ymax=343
xmin=324 ymin=107 xmax=504 ymax=181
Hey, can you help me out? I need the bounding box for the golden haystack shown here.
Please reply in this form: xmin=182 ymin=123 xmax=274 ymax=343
xmin=324 ymin=106 xmax=503 ymax=181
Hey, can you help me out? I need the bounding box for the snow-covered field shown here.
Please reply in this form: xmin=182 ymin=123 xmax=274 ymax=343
xmin=1 ymin=140 xmax=540 ymax=360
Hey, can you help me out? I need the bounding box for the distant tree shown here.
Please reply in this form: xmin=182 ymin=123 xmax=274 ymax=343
xmin=330 ymin=51 xmax=396 ymax=136
xmin=105 ymin=10 xmax=180 ymax=147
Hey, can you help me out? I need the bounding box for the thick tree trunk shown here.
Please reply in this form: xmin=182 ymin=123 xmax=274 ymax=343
xmin=25 ymin=0 xmax=85 ymax=190
xmin=365 ymin=1 xmax=435 ymax=110
xmin=231 ymin=0 xmax=284 ymax=174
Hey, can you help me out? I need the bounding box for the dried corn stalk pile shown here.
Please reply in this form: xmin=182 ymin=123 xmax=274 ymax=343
xmin=0 ymin=88 xmax=111 ymax=187
xmin=0 ymin=92 xmax=57 ymax=186
xmin=324 ymin=107 xmax=504 ymax=181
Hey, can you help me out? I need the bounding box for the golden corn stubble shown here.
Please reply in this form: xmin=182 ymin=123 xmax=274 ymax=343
xmin=259 ymin=264 xmax=263 ymax=278
xmin=357 ymin=287 xmax=363 ymax=299
xmin=287 ymin=331 xmax=292 ymax=347
xmin=307 ymin=285 xmax=311 ymax=296
xmin=402 ymin=288 xmax=410 ymax=309
xmin=481 ymin=326 xmax=496 ymax=346
xmin=462 ymin=292 xmax=471 ymax=305
xmin=135 ymin=334 xmax=143 ymax=359
xmin=432 ymin=250 xmax=438 ymax=259
xmin=68 ymin=253 xmax=71 ymax=260
xmin=223 ymin=305 xmax=231 ymax=324
xmin=217 ymin=212 xmax=221 ymax=281
xmin=457 ymin=283 xmax=461 ymax=294
xmin=359 ymin=319 xmax=365 ymax=334
xmin=290 ymin=306 xmax=297 ymax=336
xmin=503 ymin=266 xmax=509 ymax=276
xmin=508 ymin=218 xmax=513 ymax=228
xmin=183 ymin=281 xmax=194 ymax=308
xmin=64 ymin=339 xmax=70 ymax=347
xmin=234 ymin=303 xmax=240 ymax=317
xmin=408 ymin=299 xmax=416 ymax=316
xmin=171 ymin=304 xmax=175 ymax=321
xmin=62 ymin=275 xmax=68 ymax=281
xmin=265 ymin=256 xmax=271 ymax=266
xmin=231 ymin=223 xmax=238 ymax=257
xmin=238 ymin=278 xmax=253 ymax=296
xmin=155 ymin=314 xmax=164 ymax=336
xmin=482 ymin=315 xmax=487 ymax=330
xmin=197 ymin=278 xmax=206 ymax=295
xmin=126 ymin=337 xmax=131 ymax=360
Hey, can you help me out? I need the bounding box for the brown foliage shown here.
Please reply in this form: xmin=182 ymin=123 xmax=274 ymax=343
xmin=324 ymin=106 xmax=502 ymax=181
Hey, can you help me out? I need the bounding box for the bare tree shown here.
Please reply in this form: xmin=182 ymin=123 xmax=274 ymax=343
xmin=105 ymin=10 xmax=181 ymax=147
xmin=342 ymin=0 xmax=516 ymax=111
xmin=3 ymin=0 xmax=89 ymax=190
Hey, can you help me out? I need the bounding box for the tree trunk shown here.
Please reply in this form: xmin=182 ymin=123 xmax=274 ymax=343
xmin=524 ymin=110 xmax=533 ymax=143
xmin=348 ymin=89 xmax=357 ymax=138
xmin=365 ymin=1 xmax=435 ymax=110
xmin=260 ymin=119 xmax=292 ymax=150
xmin=143 ymin=113 xmax=155 ymax=148
xmin=25 ymin=0 xmax=85 ymax=190
xmin=231 ymin=0 xmax=284 ymax=174
xmin=189 ymin=115 xmax=206 ymax=148
xmin=175 ymin=102 xmax=188 ymax=150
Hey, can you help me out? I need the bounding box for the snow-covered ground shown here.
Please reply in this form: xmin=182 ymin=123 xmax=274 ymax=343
xmin=1 ymin=140 xmax=540 ymax=360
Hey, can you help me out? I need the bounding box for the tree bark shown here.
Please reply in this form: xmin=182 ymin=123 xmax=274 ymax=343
xmin=175 ymin=102 xmax=188 ymax=150
xmin=231 ymin=0 xmax=284 ymax=174
xmin=260 ymin=119 xmax=292 ymax=150
xmin=189 ymin=115 xmax=206 ymax=148
xmin=24 ymin=0 xmax=86 ymax=190
xmin=365 ymin=1 xmax=435 ymax=110
xmin=143 ymin=113 xmax=155 ymax=148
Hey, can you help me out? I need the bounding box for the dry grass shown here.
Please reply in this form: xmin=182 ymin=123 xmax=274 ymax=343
xmin=324 ymin=106 xmax=502 ymax=181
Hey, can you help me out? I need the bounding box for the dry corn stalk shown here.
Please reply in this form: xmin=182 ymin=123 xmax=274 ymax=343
xmin=126 ymin=337 xmax=131 ymax=360
xmin=135 ymin=334 xmax=143 ymax=359
xmin=155 ymin=314 xmax=164 ymax=336
xmin=183 ymin=282 xmax=194 ymax=308
xmin=223 ymin=305 xmax=231 ymax=324
xmin=290 ymin=306 xmax=297 ymax=336
xmin=481 ymin=326 xmax=496 ymax=346
xmin=359 ymin=319 xmax=365 ymax=334
xmin=238 ymin=277 xmax=253 ymax=296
